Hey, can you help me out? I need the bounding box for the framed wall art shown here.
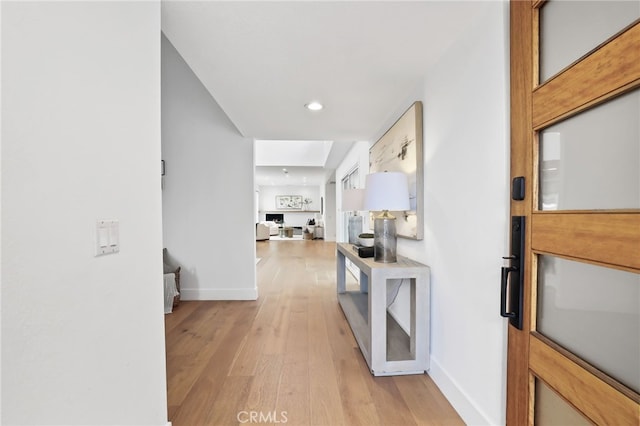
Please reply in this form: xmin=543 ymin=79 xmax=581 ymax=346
xmin=369 ymin=101 xmax=423 ymax=240
xmin=276 ymin=195 xmax=303 ymax=210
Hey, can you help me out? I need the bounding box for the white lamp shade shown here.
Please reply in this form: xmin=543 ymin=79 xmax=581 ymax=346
xmin=364 ymin=172 xmax=410 ymax=211
xmin=342 ymin=188 xmax=365 ymax=211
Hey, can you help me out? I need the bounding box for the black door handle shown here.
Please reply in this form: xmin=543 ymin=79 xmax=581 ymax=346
xmin=500 ymin=216 xmax=525 ymax=330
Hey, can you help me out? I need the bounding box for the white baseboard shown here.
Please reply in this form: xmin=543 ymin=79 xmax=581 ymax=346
xmin=429 ymin=357 xmax=495 ymax=425
xmin=180 ymin=287 xmax=258 ymax=300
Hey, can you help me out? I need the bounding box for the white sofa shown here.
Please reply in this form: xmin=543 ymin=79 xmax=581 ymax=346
xmin=260 ymin=221 xmax=280 ymax=235
xmin=256 ymin=223 xmax=270 ymax=241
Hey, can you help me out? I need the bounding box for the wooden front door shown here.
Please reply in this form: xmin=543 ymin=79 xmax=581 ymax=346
xmin=506 ymin=1 xmax=640 ymax=424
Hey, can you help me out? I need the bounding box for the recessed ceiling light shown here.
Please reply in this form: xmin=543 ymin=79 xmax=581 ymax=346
xmin=305 ymin=101 xmax=323 ymax=111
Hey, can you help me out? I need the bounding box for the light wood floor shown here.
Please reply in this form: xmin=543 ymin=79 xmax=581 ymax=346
xmin=165 ymin=240 xmax=464 ymax=426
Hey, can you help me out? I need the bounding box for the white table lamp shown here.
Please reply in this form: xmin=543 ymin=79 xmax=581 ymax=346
xmin=364 ymin=172 xmax=410 ymax=262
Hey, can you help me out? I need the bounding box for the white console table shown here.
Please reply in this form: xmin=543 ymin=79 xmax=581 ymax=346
xmin=336 ymin=243 xmax=430 ymax=376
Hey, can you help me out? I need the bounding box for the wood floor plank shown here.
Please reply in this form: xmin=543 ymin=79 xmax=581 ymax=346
xmin=245 ymin=354 xmax=284 ymax=411
xmin=228 ymin=294 xmax=280 ymax=376
xmin=166 ymin=303 xmax=239 ymax=411
xmin=203 ymin=376 xmax=253 ymax=426
xmin=335 ymin=349 xmax=382 ymax=426
xmin=169 ymin=302 xmax=256 ymax=425
xmin=165 ymin=240 xmax=464 ymax=426
xmin=277 ymin=359 xmax=311 ymax=426
xmin=358 ymin=358 xmax=418 ymax=426
xmin=277 ymin=308 xmax=311 ymax=426
xmin=163 ymin=300 xmax=200 ymax=334
xmin=395 ymin=374 xmax=465 ymax=425
xmin=169 ymin=376 xmax=221 ymax=426
xmin=308 ymin=283 xmax=347 ymax=426
xmin=261 ymin=292 xmax=290 ymax=355
xmin=165 ymin=302 xmax=226 ymax=357
xmin=323 ymin=296 xmax=380 ymax=426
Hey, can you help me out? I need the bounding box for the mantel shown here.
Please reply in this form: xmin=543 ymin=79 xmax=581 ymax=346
xmin=263 ymin=210 xmax=320 ymax=213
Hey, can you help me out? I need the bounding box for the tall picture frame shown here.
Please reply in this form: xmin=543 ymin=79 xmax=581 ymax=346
xmin=369 ymin=101 xmax=423 ymax=240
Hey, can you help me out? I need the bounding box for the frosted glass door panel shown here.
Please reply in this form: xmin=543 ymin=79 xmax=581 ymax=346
xmin=537 ymin=256 xmax=640 ymax=393
xmin=534 ymin=379 xmax=591 ymax=426
xmin=539 ymin=89 xmax=640 ymax=211
xmin=539 ymin=1 xmax=639 ymax=82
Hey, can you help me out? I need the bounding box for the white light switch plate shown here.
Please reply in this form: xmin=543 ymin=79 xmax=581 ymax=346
xmin=95 ymin=220 xmax=120 ymax=256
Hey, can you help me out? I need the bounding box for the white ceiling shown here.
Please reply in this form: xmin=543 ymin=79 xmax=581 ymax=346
xmin=254 ymin=165 xmax=331 ymax=187
xmin=255 ymin=139 xmax=350 ymax=186
xmin=161 ymin=0 xmax=493 ymax=183
xmin=255 ymin=140 xmax=333 ymax=167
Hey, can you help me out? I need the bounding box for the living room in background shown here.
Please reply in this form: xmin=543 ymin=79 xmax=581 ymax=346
xmin=258 ymin=185 xmax=321 ymax=231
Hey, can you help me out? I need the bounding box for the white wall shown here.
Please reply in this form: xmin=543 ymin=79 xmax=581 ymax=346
xmin=400 ymin=4 xmax=509 ymax=424
xmin=335 ymin=3 xmax=510 ymax=424
xmin=324 ymin=182 xmax=337 ymax=241
xmin=162 ymin=34 xmax=256 ymax=301
xmin=1 ymin=2 xmax=168 ymax=425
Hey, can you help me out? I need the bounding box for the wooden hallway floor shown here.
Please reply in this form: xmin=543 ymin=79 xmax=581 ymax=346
xmin=165 ymin=240 xmax=464 ymax=426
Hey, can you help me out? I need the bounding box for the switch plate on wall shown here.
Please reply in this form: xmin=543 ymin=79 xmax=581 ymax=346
xmin=95 ymin=220 xmax=120 ymax=256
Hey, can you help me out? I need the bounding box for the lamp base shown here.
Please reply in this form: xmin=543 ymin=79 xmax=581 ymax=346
xmin=373 ymin=216 xmax=397 ymax=263
xmin=348 ymin=215 xmax=363 ymax=244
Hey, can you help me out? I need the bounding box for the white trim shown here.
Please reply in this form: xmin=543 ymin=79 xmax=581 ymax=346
xmin=429 ymin=356 xmax=495 ymax=426
xmin=180 ymin=287 xmax=258 ymax=301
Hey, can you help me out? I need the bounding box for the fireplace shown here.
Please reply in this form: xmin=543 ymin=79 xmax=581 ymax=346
xmin=265 ymin=213 xmax=284 ymax=223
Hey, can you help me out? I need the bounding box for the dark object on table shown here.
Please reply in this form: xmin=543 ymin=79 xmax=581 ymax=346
xmin=352 ymin=245 xmax=374 ymax=258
